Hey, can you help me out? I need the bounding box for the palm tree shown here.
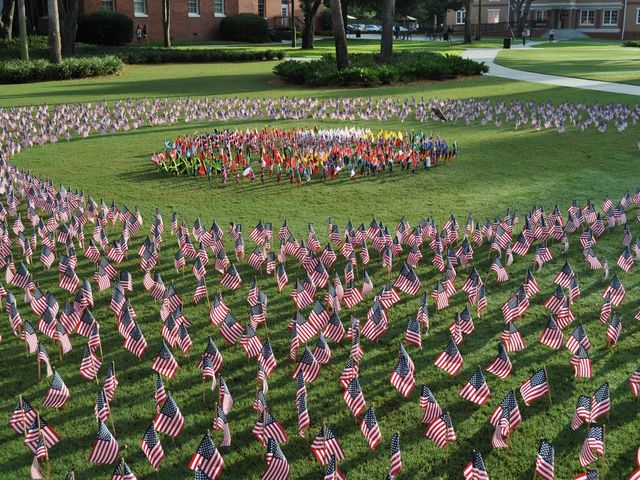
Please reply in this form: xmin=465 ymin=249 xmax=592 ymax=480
xmin=162 ymin=0 xmax=171 ymax=47
xmin=47 ymin=0 xmax=62 ymax=63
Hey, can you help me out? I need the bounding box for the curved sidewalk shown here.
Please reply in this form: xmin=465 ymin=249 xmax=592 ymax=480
xmin=461 ymin=47 xmax=640 ymax=96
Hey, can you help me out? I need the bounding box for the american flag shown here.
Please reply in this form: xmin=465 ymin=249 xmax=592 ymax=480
xmin=459 ymin=367 xmax=491 ymax=405
xmin=258 ymin=339 xmax=277 ymax=378
xmin=490 ymin=390 xmax=522 ymax=432
xmin=394 ymin=263 xmax=421 ymax=295
xmin=79 ymin=345 xmax=101 ymax=381
xmin=94 ymin=389 xmax=111 ymax=423
xmin=362 ymin=301 xmax=388 ymax=341
xmin=88 ymin=420 xmax=119 ymax=464
xmin=606 ymin=314 xmax=622 ymax=346
xmin=296 ymin=392 xmax=310 ymax=437
xmin=214 ymin=405 xmax=232 ymax=447
xmin=630 ymin=367 xmax=640 ymax=398
xmin=571 ymin=395 xmax=591 ymax=431
xmin=589 ymin=383 xmax=610 ymax=423
xmin=360 ymin=406 xmax=382 ymax=450
xmin=553 ymin=261 xmax=575 ymax=288
xmin=343 ymin=377 xmax=366 ymax=417
xmin=220 ymin=264 xmax=242 ymax=290
xmin=188 ymin=432 xmax=224 ymax=479
xmin=520 ymin=369 xmax=550 ymax=406
xmin=293 ymin=347 xmax=320 ymax=383
xmin=434 ymin=338 xmax=463 ymax=376
xmin=462 ymin=450 xmax=489 ymax=480
xmin=276 ymin=263 xmax=288 ymax=292
xmin=424 ymin=411 xmax=456 ymax=448
xmin=389 ymin=432 xmax=402 ymax=476
xmin=486 ymin=342 xmax=512 ymax=379
xmin=579 ymin=425 xmax=605 ymax=467
xmin=209 ymin=293 xmax=230 ymax=326
xmin=219 ymin=376 xmax=234 ymax=414
xmin=240 ymin=324 xmax=263 ymax=358
xmin=575 ymin=470 xmax=600 ymax=480
xmin=405 ymin=317 xmax=422 ymax=349
xmin=323 ymin=454 xmax=345 ymax=480
xmin=219 ymin=312 xmax=243 ymax=345
xmin=42 ymin=370 xmax=70 ymax=409
xmin=566 ymin=324 xmax=591 ymax=354
xmin=154 ymin=394 xmax=185 ymax=437
xmin=10 ymin=396 xmax=37 ymax=434
xmin=490 ymin=255 xmax=509 ymax=282
xmin=603 ymin=273 xmax=625 ymax=307
xmin=124 ymin=323 xmax=147 ymax=358
xmin=501 ymin=321 xmax=526 ymax=352
xmin=103 ymin=361 xmax=118 ymax=403
xmin=140 ymin=423 xmax=165 ymax=469
xmin=571 ymin=346 xmax=593 ymax=378
xmin=312 ymin=333 xmax=331 ymax=364
xmin=20 ymin=320 xmax=38 ymax=353
xmin=389 ymin=353 xmax=416 ymax=397
xmin=420 ymin=385 xmax=442 ymax=424
xmin=311 ymin=424 xmax=345 ymax=465
xmin=535 ymin=439 xmax=555 ymax=480
xmin=262 ymin=438 xmax=290 ymax=480
xmin=151 ymin=342 xmax=179 ymax=379
xmin=111 ymin=460 xmax=137 ymax=480
xmin=539 ymin=315 xmax=564 ymax=350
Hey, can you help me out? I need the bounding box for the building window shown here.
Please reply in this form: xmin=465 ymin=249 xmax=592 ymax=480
xmin=455 ymin=10 xmax=465 ymax=25
xmin=602 ymin=9 xmax=618 ymax=25
xmin=534 ymin=10 xmax=547 ymax=24
xmin=487 ymin=9 xmax=500 ymax=23
xmin=580 ymin=9 xmax=594 ymax=25
xmin=188 ymin=0 xmax=200 ymax=16
xmin=637 ymin=8 xmax=640 ymax=24
xmin=101 ymin=0 xmax=115 ymax=11
xmin=258 ymin=0 xmax=265 ymax=17
xmin=281 ymin=0 xmax=288 ymax=17
xmin=214 ymin=0 xmax=224 ymax=16
xmin=133 ymin=0 xmax=147 ymax=17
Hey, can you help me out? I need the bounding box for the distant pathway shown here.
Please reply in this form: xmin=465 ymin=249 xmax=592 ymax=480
xmin=461 ymin=46 xmax=640 ymax=96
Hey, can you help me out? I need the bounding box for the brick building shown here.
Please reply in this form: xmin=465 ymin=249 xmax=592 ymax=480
xmin=446 ymin=0 xmax=640 ymax=39
xmin=81 ymin=0 xmax=306 ymax=42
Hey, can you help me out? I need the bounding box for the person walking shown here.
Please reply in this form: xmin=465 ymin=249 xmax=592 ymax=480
xmin=142 ymin=24 xmax=149 ymax=47
xmin=136 ymin=25 xmax=142 ymax=46
xmin=549 ymin=28 xmax=555 ymax=42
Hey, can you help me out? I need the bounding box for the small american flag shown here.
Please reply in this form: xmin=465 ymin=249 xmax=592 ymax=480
xmin=42 ymin=370 xmax=70 ymax=409
xmin=434 ymin=338 xmax=463 ymax=376
xmin=88 ymin=420 xmax=119 ymax=464
xmin=188 ymin=432 xmax=224 ymax=479
xmin=262 ymin=438 xmax=290 ymax=480
xmin=389 ymin=432 xmax=402 ymax=476
xmin=153 ymin=394 xmax=185 ymax=437
xmin=360 ymin=406 xmax=381 ymax=450
xmin=535 ymin=439 xmax=555 ymax=480
xmin=579 ymin=425 xmax=605 ymax=467
xmin=462 ymin=450 xmax=489 ymax=480
xmin=520 ymin=369 xmax=549 ymax=406
xmin=459 ymin=367 xmax=490 ymax=405
xmin=140 ymin=423 xmax=165 ymax=469
xmin=424 ymin=411 xmax=456 ymax=448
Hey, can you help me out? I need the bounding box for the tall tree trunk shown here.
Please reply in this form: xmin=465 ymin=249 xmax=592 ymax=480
xmin=162 ymin=0 xmax=171 ymax=48
xmin=47 ymin=0 xmax=62 ymax=63
xmin=290 ymin=0 xmax=296 ymax=48
xmin=515 ymin=0 xmax=533 ymax=36
xmin=475 ymin=0 xmax=481 ymax=40
xmin=340 ymin=0 xmax=347 ymax=37
xmin=58 ymin=0 xmax=78 ymax=57
xmin=17 ymin=0 xmax=28 ymax=59
xmin=380 ymin=0 xmax=394 ymax=60
xmin=0 ymin=0 xmax=16 ymax=41
xmin=301 ymin=0 xmax=321 ymax=49
xmin=330 ymin=0 xmax=348 ymax=70
xmin=463 ymin=0 xmax=472 ymax=43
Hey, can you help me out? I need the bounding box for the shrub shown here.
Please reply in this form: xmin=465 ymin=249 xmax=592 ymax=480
xmin=269 ymin=29 xmax=303 ymax=42
xmin=77 ymin=11 xmax=134 ymax=46
xmin=320 ymin=9 xmax=333 ymax=31
xmin=0 ymin=56 xmax=123 ymax=84
xmin=101 ymin=47 xmax=283 ymax=64
xmin=0 ymin=35 xmax=49 ymax=60
xmin=623 ymin=40 xmax=640 ymax=47
xmin=273 ymin=51 xmax=488 ymax=87
xmin=219 ymin=14 xmax=269 ymax=43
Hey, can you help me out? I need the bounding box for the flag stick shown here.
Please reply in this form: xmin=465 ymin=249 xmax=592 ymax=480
xmin=543 ymin=366 xmax=552 ymax=404
xmin=58 ymin=341 xmax=63 ymax=362
xmin=200 ymin=376 xmax=207 ymax=406
xmin=37 ymin=355 xmax=41 ymax=381
xmin=19 ymin=395 xmax=27 ymax=436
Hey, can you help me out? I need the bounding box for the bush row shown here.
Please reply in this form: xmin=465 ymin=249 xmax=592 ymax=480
xmin=0 ymin=35 xmax=49 ymax=60
xmin=103 ymin=47 xmax=285 ymax=64
xmin=623 ymin=40 xmax=640 ymax=47
xmin=77 ymin=11 xmax=134 ymax=46
xmin=0 ymin=56 xmax=123 ymax=84
xmin=273 ymin=51 xmax=488 ymax=86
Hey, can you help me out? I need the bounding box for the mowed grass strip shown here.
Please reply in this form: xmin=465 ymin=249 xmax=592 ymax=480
xmin=495 ymin=47 xmax=640 ymax=85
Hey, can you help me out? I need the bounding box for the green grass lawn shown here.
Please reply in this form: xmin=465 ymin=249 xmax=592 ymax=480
xmin=1 ymin=59 xmax=640 ymax=480
xmin=495 ymin=47 xmax=640 ymax=85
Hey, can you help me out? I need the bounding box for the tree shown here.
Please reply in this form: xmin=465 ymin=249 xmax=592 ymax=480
xmin=301 ymin=0 xmax=322 ymax=49
xmin=380 ymin=0 xmax=394 ymax=60
xmin=47 ymin=0 xmax=62 ymax=63
xmin=162 ymin=0 xmax=171 ymax=47
xmin=512 ymin=0 xmax=534 ymax=36
xmin=17 ymin=0 xmax=28 ymax=60
xmin=463 ymin=0 xmax=471 ymax=43
xmin=58 ymin=0 xmax=78 ymax=57
xmin=0 ymin=0 xmax=16 ymax=41
xmin=330 ymin=0 xmax=349 ymax=69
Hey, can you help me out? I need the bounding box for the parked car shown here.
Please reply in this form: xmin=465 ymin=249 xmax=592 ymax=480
xmin=365 ymin=24 xmax=382 ymax=32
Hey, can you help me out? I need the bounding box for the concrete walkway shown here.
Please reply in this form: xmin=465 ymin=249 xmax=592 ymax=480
xmin=461 ymin=46 xmax=640 ymax=96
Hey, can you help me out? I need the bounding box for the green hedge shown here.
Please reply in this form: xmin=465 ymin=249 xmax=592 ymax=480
xmin=0 ymin=56 xmax=123 ymax=84
xmin=219 ymin=14 xmax=269 ymax=43
xmin=77 ymin=11 xmax=134 ymax=46
xmin=86 ymin=46 xmax=285 ymax=64
xmin=0 ymin=35 xmax=49 ymax=60
xmin=623 ymin=40 xmax=640 ymax=47
xmin=273 ymin=51 xmax=488 ymax=86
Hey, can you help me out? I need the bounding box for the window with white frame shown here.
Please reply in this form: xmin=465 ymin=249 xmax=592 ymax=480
xmin=214 ymin=0 xmax=224 ymax=16
xmin=101 ymin=0 xmax=115 ymax=11
xmin=188 ymin=0 xmax=200 ymax=16
xmin=580 ymin=9 xmax=594 ymax=25
xmin=534 ymin=10 xmax=547 ymax=23
xmin=637 ymin=8 xmax=640 ymax=24
xmin=455 ymin=10 xmax=465 ymax=24
xmin=281 ymin=0 xmax=288 ymax=17
xmin=487 ymin=9 xmax=500 ymax=23
xmin=258 ymin=0 xmax=265 ymax=17
xmin=602 ymin=9 xmax=618 ymax=25
xmin=133 ymin=0 xmax=147 ymax=16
